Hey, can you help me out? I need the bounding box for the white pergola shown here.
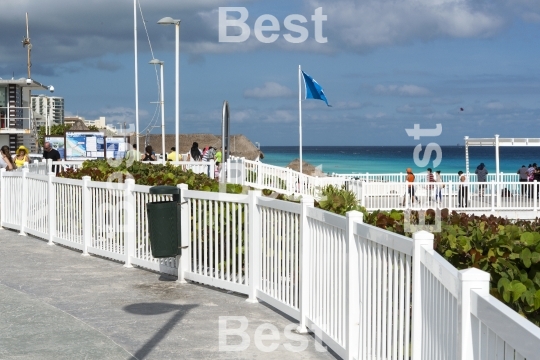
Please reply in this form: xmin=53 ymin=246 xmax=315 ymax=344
xmin=465 ymin=135 xmax=540 ymax=181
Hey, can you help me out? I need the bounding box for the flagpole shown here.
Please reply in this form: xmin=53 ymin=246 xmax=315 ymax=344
xmin=134 ymin=0 xmax=140 ymax=153
xmin=298 ymin=65 xmax=302 ymax=175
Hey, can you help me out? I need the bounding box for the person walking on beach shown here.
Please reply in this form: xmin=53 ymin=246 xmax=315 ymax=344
xmin=475 ymin=163 xmax=488 ymax=197
xmin=402 ymin=168 xmax=418 ymax=206
xmin=517 ymin=165 xmax=529 ymax=197
xmin=458 ymin=171 xmax=468 ymax=207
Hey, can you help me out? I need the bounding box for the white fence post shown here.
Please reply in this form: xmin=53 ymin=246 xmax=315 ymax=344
xmin=448 ymin=181 xmax=453 ymax=211
xmin=458 ymin=268 xmax=490 ymax=360
xmin=246 ymin=190 xmax=262 ymax=303
xmin=361 ymin=182 xmax=367 ymax=208
xmin=0 ymin=168 xmax=5 ymax=228
xmin=177 ymin=183 xmax=190 ymax=283
xmin=534 ymin=180 xmax=538 ymax=212
xmin=257 ymin=161 xmax=262 ymax=188
xmin=411 ymin=230 xmax=434 ymax=360
xmin=496 ymin=180 xmax=501 ymax=208
xmin=346 ymin=210 xmax=363 ymax=360
xmin=491 ymin=181 xmax=496 ymax=212
xmin=124 ymin=179 xmax=136 ymax=268
xmin=297 ymin=195 xmax=314 ymax=333
xmin=81 ymin=176 xmax=92 ymax=256
xmin=47 ymin=171 xmax=56 ymax=245
xmin=226 ymin=158 xmax=231 ymax=183
xmin=19 ymin=168 xmax=29 ymax=236
xmin=240 ymin=158 xmax=246 ymax=186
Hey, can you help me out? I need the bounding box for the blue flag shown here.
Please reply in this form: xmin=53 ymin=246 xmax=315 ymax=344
xmin=302 ymin=71 xmax=331 ymax=107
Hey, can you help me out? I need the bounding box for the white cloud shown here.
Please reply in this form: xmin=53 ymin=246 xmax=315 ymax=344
xmin=244 ymin=82 xmax=294 ymax=99
xmin=374 ymin=84 xmax=431 ymax=96
xmin=307 ymin=0 xmax=507 ymax=52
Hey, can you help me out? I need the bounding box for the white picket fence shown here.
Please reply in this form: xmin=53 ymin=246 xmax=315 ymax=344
xmin=1 ymin=168 xmax=539 ymax=359
xmin=331 ymin=172 xmax=520 ymax=183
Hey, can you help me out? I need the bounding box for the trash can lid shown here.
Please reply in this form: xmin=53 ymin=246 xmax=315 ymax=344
xmin=149 ymin=185 xmax=180 ymax=195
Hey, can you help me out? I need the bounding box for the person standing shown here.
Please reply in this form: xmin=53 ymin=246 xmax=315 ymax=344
xmin=434 ymin=170 xmax=443 ymax=203
xmin=475 ymin=163 xmax=488 ymax=197
xmin=215 ymin=147 xmax=222 ymax=164
xmin=43 ymin=141 xmax=61 ymax=173
xmin=517 ymin=165 xmax=529 ymax=197
xmin=427 ymin=168 xmax=435 ymax=203
xmin=458 ymin=171 xmax=468 ymax=207
xmin=402 ymin=168 xmax=417 ymax=206
xmin=43 ymin=141 xmax=60 ymax=161
xmin=189 ymin=142 xmax=202 ymax=161
xmin=124 ymin=143 xmax=141 ymax=165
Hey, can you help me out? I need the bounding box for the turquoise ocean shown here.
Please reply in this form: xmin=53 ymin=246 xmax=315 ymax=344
xmin=259 ymin=146 xmax=540 ymax=175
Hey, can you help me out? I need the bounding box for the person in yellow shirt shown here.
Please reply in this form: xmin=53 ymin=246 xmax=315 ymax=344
xmin=167 ymin=147 xmax=177 ymax=161
xmin=14 ymin=145 xmax=30 ymax=168
xmin=215 ymin=147 xmax=222 ymax=163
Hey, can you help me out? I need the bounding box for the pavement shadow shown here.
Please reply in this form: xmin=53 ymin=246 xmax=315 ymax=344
xmin=123 ymin=302 xmax=198 ymax=359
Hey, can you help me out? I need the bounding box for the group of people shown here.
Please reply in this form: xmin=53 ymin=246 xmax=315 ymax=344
xmin=187 ymin=142 xmax=223 ymax=180
xmin=0 ymin=144 xmax=61 ymax=171
xmin=517 ymin=163 xmax=540 ymax=198
xmin=402 ymin=167 xmax=445 ymax=206
xmin=124 ymin=142 xmax=224 ymax=180
xmin=402 ymin=166 xmax=479 ymax=207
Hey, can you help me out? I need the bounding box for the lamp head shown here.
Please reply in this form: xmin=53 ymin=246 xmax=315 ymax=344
xmin=157 ymin=17 xmax=180 ymax=25
xmin=149 ymin=59 xmax=163 ymax=65
xmin=26 ymin=78 xmax=32 ymax=85
xmin=48 ymin=85 xmax=54 ymax=93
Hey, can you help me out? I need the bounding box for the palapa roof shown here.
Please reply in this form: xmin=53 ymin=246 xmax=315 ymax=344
xmin=287 ymin=159 xmax=326 ymax=177
xmin=67 ymin=119 xmax=89 ymax=131
xmin=129 ymin=133 xmax=263 ymax=161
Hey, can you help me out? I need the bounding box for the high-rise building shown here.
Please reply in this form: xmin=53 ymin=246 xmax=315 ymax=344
xmin=31 ymin=94 xmax=64 ymax=129
xmin=0 ymin=78 xmax=53 ymax=153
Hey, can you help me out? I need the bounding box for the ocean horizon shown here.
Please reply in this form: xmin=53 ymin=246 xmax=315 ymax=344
xmin=259 ymin=146 xmax=540 ymax=175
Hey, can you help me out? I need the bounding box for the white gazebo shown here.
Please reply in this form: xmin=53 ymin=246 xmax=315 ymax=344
xmin=465 ymin=135 xmax=540 ymax=181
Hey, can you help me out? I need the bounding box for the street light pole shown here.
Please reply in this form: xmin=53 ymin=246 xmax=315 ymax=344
xmin=158 ymin=17 xmax=181 ymax=162
xmin=149 ymin=59 xmax=166 ymax=161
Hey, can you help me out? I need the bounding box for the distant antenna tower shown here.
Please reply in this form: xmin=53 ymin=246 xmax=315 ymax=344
xmin=22 ymin=12 xmax=32 ymax=79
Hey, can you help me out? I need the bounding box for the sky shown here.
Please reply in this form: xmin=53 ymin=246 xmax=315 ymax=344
xmin=0 ymin=0 xmax=539 ymax=146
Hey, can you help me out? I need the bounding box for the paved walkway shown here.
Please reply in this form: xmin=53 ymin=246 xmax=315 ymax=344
xmin=0 ymin=229 xmax=336 ymax=360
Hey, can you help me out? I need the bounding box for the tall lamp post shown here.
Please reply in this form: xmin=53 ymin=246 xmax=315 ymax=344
xmin=157 ymin=17 xmax=180 ymax=162
xmin=149 ymin=59 xmax=166 ymax=160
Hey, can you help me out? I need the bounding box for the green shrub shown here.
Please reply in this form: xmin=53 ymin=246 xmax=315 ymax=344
xmin=60 ymin=159 xmax=243 ymax=193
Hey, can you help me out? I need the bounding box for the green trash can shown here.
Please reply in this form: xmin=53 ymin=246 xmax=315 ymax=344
xmin=147 ymin=186 xmax=182 ymax=258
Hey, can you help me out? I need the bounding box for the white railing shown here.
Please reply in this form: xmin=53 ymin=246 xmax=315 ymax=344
xmin=354 ymin=221 xmax=414 ymax=360
xmin=0 ymin=106 xmax=33 ymax=129
xmin=2 ymin=169 xmax=540 ymax=360
xmin=346 ymin=179 xmax=539 ymax=215
xmin=22 ymin=159 xmax=85 ymax=174
xmin=182 ymin=190 xmax=250 ymax=292
xmin=332 ymin=172 xmax=520 ymax=183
